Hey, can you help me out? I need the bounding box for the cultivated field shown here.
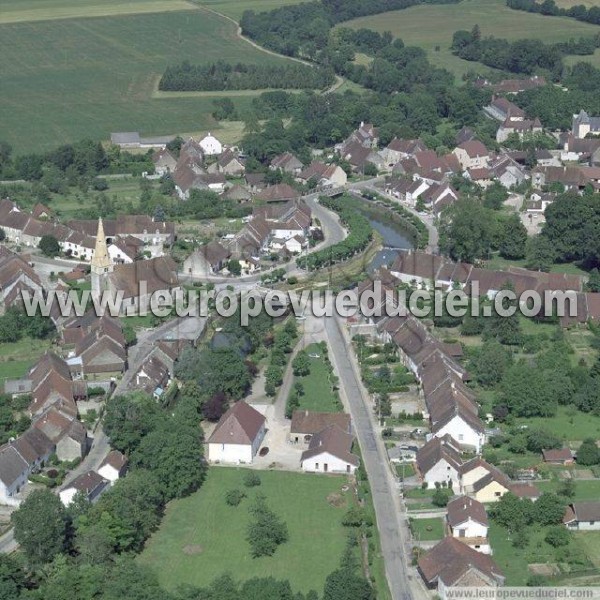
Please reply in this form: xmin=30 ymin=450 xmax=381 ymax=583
xmin=199 ymin=0 xmax=303 ymax=20
xmin=0 ymin=0 xmax=196 ymax=24
xmin=0 ymin=7 xmax=290 ymax=154
xmin=341 ymin=0 xmax=600 ymax=77
xmin=139 ymin=467 xmax=352 ymax=593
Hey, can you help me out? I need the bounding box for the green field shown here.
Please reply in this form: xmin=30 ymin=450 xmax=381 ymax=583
xmin=514 ymin=406 xmax=600 ymax=442
xmin=0 ymin=0 xmax=196 ymax=24
xmin=0 ymin=6 xmax=291 ymax=154
xmin=341 ymin=0 xmax=600 ymax=77
xmin=139 ymin=467 xmax=352 ymax=593
xmin=293 ymin=343 xmax=342 ymax=413
xmin=199 ymin=0 xmax=303 ymax=20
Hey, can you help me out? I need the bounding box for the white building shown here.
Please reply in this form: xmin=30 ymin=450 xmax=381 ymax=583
xmin=97 ymin=450 xmax=128 ymax=486
xmin=446 ymin=496 xmax=491 ymax=554
xmin=59 ymin=470 xmax=109 ymax=506
xmin=199 ymin=133 xmax=223 ymax=156
xmin=416 ymin=435 xmax=463 ymax=490
xmin=207 ymin=401 xmax=266 ymax=464
xmin=300 ymin=424 xmax=359 ymax=474
xmin=564 ymin=502 xmax=600 ymax=531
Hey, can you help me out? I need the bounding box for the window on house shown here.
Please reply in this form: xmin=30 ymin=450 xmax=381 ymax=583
xmin=495 ymin=491 xmax=501 ymax=497
xmin=315 ymin=463 xmax=319 ymax=470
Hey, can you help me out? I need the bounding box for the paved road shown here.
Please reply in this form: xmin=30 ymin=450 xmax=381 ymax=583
xmin=324 ymin=313 xmax=420 ymax=600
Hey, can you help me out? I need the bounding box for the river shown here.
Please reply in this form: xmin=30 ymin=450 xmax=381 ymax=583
xmin=357 ymin=207 xmax=415 ymax=272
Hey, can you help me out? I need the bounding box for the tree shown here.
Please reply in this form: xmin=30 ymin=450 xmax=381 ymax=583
xmin=432 ymin=488 xmax=451 ymax=507
xmin=202 ymin=391 xmax=228 ymax=422
xmin=525 ymin=428 xmax=561 ymax=453
xmin=227 ymin=259 xmax=242 ymax=276
xmin=490 ymin=492 xmax=533 ymax=531
xmin=82 ymin=469 xmax=164 ymax=553
xmin=12 ymin=489 xmax=68 ymax=565
xmin=292 ymin=351 xmax=310 ymax=376
xmin=484 ymin=181 xmax=508 ymax=210
xmin=558 ymin=478 xmax=576 ymax=499
xmin=103 ymin=392 xmax=162 ymax=454
xmin=526 ymin=235 xmax=557 ymax=272
xmin=586 ymin=268 xmax=600 ymax=292
xmin=246 ymin=495 xmax=288 ymax=558
xmin=576 ymin=438 xmax=599 ymax=466
xmin=545 ymin=525 xmax=571 ymax=547
xmin=38 ymin=234 xmax=60 ymax=257
xmin=533 ymin=492 xmax=566 ymax=526
xmin=131 ymin=419 xmax=206 ymax=500
xmin=225 ymin=489 xmax=246 ymax=507
xmin=0 ymin=555 xmax=28 ymax=599
xmin=439 ymin=198 xmax=494 ymax=262
xmin=473 ymin=339 xmax=512 ymax=387
xmin=499 ymin=214 xmax=528 ymax=260
xmin=500 ymin=363 xmax=557 ymax=417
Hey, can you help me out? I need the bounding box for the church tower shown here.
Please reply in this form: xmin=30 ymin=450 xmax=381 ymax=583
xmin=90 ymin=218 xmax=113 ymax=304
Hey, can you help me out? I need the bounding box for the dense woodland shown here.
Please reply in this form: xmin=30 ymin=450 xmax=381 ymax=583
xmin=507 ymin=0 xmax=600 ymax=26
xmin=159 ymin=61 xmax=335 ymax=92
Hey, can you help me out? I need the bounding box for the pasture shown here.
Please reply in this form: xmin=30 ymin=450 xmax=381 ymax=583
xmin=0 ymin=6 xmax=290 ymax=154
xmin=341 ymin=0 xmax=600 ymax=77
xmin=138 ymin=467 xmax=352 ymax=593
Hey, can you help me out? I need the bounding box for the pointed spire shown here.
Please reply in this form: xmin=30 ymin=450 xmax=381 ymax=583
xmin=91 ymin=218 xmax=111 ymax=270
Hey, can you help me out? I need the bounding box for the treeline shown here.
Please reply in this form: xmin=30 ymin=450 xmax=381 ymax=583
xmin=507 ymin=0 xmax=600 ymax=26
xmin=159 ymin=61 xmax=335 ymax=92
xmin=240 ymin=0 xmax=459 ymax=59
xmin=297 ymin=195 xmax=372 ymax=270
xmin=451 ymin=26 xmax=600 ymax=77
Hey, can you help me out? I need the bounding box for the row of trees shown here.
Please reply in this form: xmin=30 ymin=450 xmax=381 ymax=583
xmin=160 ymin=61 xmax=335 ymax=92
xmin=297 ymin=196 xmax=373 ymax=270
xmin=507 ymin=0 xmax=600 ymax=27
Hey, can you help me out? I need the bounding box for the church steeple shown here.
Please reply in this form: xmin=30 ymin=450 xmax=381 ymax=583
xmin=91 ymin=218 xmax=113 ymax=303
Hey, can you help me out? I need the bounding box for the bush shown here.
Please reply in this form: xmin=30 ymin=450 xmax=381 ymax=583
xmin=243 ymin=472 xmax=261 ymax=488
xmin=225 ymin=489 xmax=246 ymax=507
xmin=545 ymin=525 xmax=571 ymax=547
xmin=246 ymin=494 xmax=288 ymax=558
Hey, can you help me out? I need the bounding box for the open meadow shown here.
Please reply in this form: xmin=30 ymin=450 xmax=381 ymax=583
xmin=138 ymin=467 xmax=352 ymax=593
xmin=199 ymin=0 xmax=304 ymax=20
xmin=341 ymin=0 xmax=600 ymax=77
xmin=0 ymin=2 xmax=293 ymax=154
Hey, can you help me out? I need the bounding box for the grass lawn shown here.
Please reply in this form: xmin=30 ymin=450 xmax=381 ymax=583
xmin=405 ymin=487 xmax=434 ymax=499
xmin=575 ymin=532 xmax=600 ymax=568
xmin=139 ymin=467 xmax=352 ymax=593
xmin=341 ymin=0 xmax=600 ymax=78
xmin=410 ymin=517 xmax=445 ymax=541
xmin=0 ymin=337 xmax=54 ymax=381
xmin=514 ymin=406 xmax=600 ymax=443
xmin=537 ymin=479 xmax=600 ymax=502
xmin=293 ymin=343 xmax=342 ymax=413
xmin=484 ymin=254 xmax=589 ymax=278
xmin=395 ymin=463 xmax=415 ymax=478
xmin=0 ymin=7 xmax=291 ymax=154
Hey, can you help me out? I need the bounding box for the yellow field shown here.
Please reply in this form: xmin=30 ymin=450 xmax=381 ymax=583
xmin=0 ymin=0 xmax=197 ymax=24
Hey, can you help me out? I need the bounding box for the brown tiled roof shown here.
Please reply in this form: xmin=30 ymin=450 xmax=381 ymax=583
xmin=208 ymin=401 xmax=265 ymax=445
xmin=255 ymin=183 xmax=300 ymax=203
xmin=542 ymin=448 xmax=573 ymax=462
xmin=290 ymin=411 xmax=351 ymax=435
xmin=510 ymin=482 xmax=540 ymax=499
xmin=457 ymin=140 xmax=489 ymax=158
xmin=0 ymin=445 xmax=28 ymax=487
xmin=300 ymin=424 xmax=359 ymax=466
xmin=447 ymin=496 xmax=488 ymax=528
xmin=564 ymin=502 xmax=600 ymax=524
xmin=100 ymin=449 xmax=128 ymax=472
xmin=110 ymin=256 xmax=178 ymax=299
xmin=65 ymin=470 xmax=107 ymax=494
xmin=416 ymin=434 xmax=463 ymax=476
xmin=419 ymin=537 xmax=504 ymax=587
xmin=12 ymin=428 xmax=54 ymax=466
